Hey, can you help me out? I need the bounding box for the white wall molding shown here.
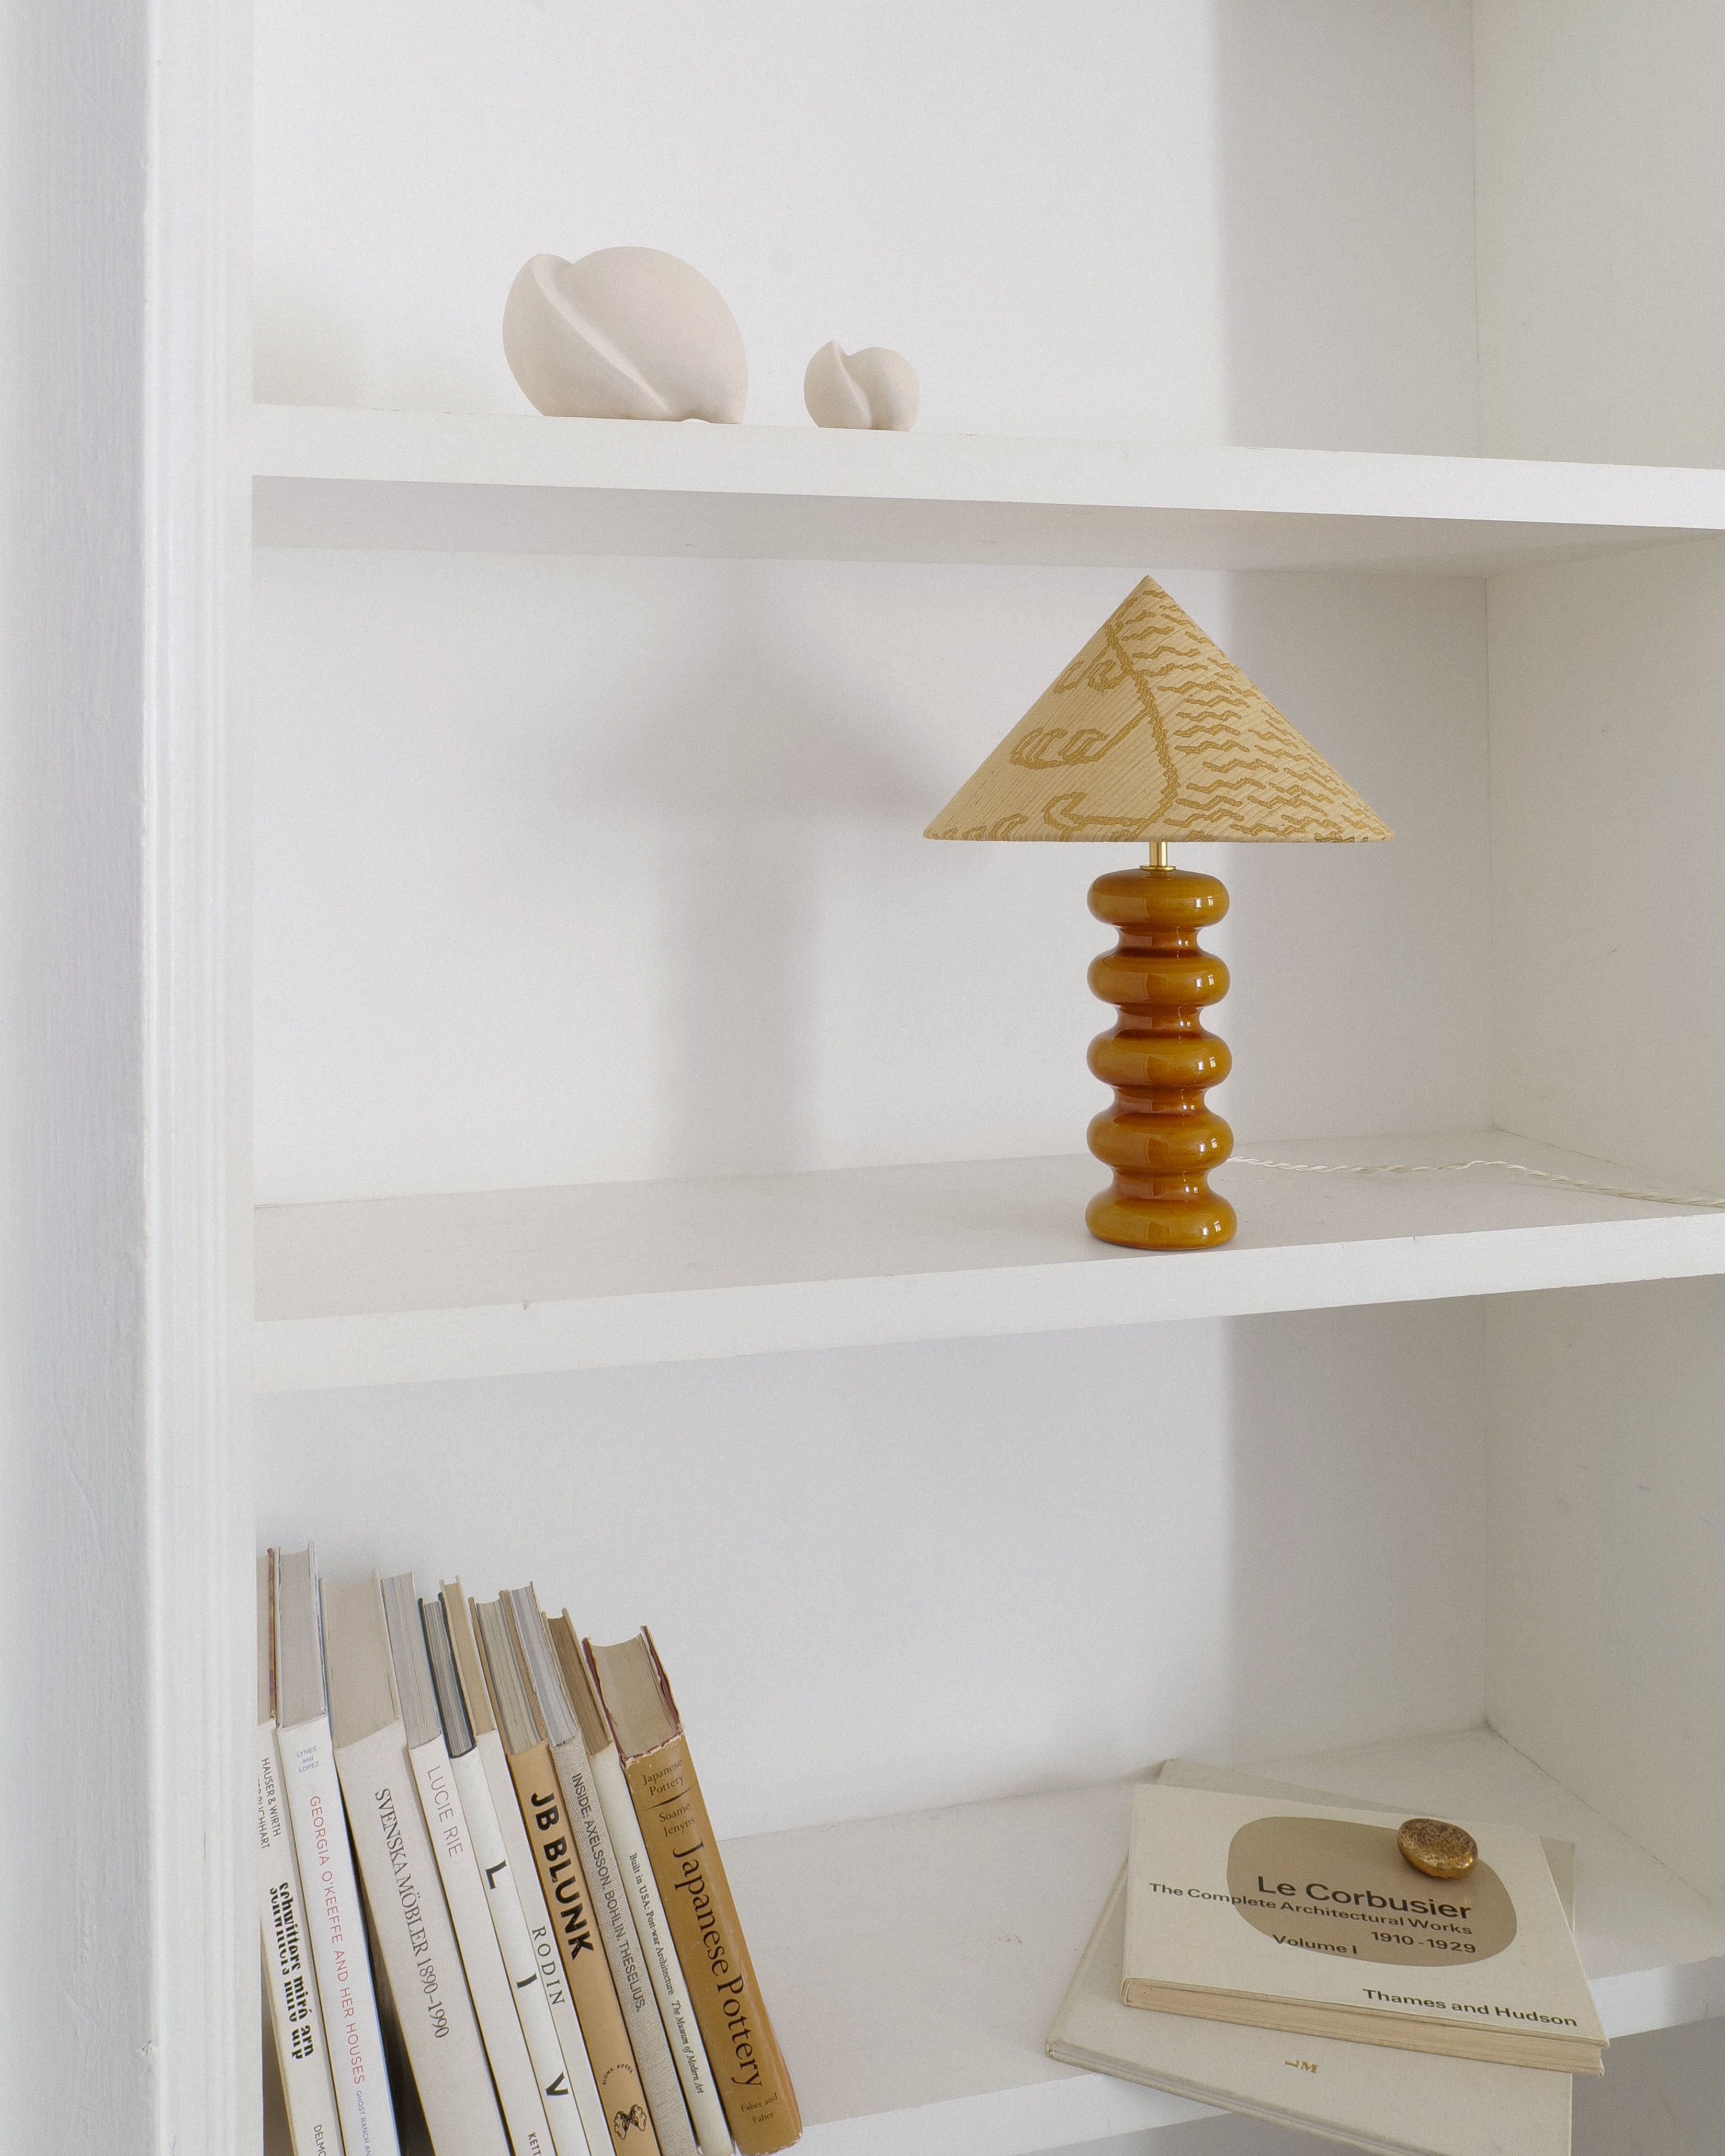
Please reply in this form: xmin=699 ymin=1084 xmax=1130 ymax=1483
xmin=0 ymin=0 xmax=246 ymax=2148
xmin=145 ymin=0 xmax=252 ymax=2148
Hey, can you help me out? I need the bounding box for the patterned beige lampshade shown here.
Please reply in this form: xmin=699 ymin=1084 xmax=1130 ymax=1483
xmin=926 ymin=576 xmax=1391 ymax=843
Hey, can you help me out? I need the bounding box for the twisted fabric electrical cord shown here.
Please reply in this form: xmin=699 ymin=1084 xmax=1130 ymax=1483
xmin=1229 ymin=1157 xmax=1725 ymax=1210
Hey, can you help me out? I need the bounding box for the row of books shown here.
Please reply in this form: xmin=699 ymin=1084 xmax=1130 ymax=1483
xmin=258 ymin=1548 xmax=800 ymax=2156
xmin=1049 ymin=1758 xmax=1603 ymax=2156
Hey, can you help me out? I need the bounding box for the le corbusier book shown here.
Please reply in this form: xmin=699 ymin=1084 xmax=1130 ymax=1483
xmin=380 ymin=1573 xmax=554 ymax=2156
xmin=1122 ymin=1781 xmax=1605 ymax=2074
xmin=587 ymin=1629 xmax=801 ymax=2155
xmin=475 ymin=1595 xmax=656 ymax=2156
xmin=273 ymin=1547 xmax=401 ymax=2156
xmin=257 ymin=1554 xmax=343 ymax=2156
xmin=1050 ymin=1760 xmax=1576 ymax=2156
xmin=507 ymin=1587 xmax=700 ymax=2156
xmin=322 ymin=1572 xmax=511 ymax=2156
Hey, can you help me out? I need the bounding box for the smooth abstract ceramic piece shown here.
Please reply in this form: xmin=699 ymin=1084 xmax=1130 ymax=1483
xmin=503 ymin=248 xmax=748 ymax=422
xmin=803 ymin=341 xmax=920 ymax=430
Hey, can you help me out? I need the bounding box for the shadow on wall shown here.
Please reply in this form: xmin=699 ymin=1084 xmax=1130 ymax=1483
xmin=582 ymin=566 xmax=932 ymax=1178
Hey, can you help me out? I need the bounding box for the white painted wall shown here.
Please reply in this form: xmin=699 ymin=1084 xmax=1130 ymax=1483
xmin=1488 ymin=1278 xmax=1725 ymax=1913
xmin=1489 ymin=537 xmax=1725 ymax=1191
xmin=1475 ymin=0 xmax=1725 ymax=467
xmin=254 ymin=556 xmax=1487 ymax=1203
xmin=257 ymin=1299 xmax=1487 ymax=1837
xmin=254 ymin=0 xmax=1478 ymax=452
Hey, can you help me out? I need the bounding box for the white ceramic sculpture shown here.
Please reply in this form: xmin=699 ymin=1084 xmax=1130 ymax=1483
xmin=503 ymin=248 xmax=747 ymax=422
xmin=803 ymin=341 xmax=919 ymax=430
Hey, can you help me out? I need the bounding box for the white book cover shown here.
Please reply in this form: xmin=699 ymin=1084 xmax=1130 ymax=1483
xmin=438 ymin=1581 xmax=610 ymax=2156
xmin=478 ymin=1724 xmax=612 ymax=2156
xmin=448 ymin=1742 xmax=595 ymax=2156
xmin=590 ymin=1738 xmax=730 ymax=2156
xmin=1125 ymin=1782 xmax=1604 ymax=2070
xmin=277 ymin=1711 xmax=402 ymax=2156
xmin=1049 ymin=1761 xmax=1573 ymax=2156
xmin=323 ymin=1576 xmax=510 ymax=2156
xmin=405 ymin=1727 xmax=555 ymax=2156
xmin=258 ymin=1719 xmax=344 ymax=2156
xmin=381 ymin=1573 xmax=557 ymax=2156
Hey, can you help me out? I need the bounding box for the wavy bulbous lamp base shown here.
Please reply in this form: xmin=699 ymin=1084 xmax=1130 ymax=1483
xmin=1085 ymin=862 xmax=1238 ymax=1250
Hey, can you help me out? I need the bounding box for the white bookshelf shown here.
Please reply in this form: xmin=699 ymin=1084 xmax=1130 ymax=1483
xmin=734 ymin=1729 xmax=1725 ymax=2156
xmin=238 ymin=11 xmax=1725 ymax=2156
xmin=253 ymin=1132 xmax=1725 ymax=1390
xmin=253 ymin=403 xmax=1725 ymax=572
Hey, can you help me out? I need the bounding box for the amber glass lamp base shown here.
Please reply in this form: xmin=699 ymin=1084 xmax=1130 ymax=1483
xmin=1085 ymin=864 xmax=1236 ymax=1250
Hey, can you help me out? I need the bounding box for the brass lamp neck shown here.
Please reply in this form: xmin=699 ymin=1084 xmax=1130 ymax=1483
xmin=1149 ymin=840 xmax=1170 ymax=870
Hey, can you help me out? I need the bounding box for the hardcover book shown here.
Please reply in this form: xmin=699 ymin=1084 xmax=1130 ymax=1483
xmin=1123 ymin=1782 xmax=1605 ymax=2074
xmin=587 ymin=1630 xmax=800 ymax=2155
xmin=550 ymin=1613 xmax=731 ymax=2156
xmin=1050 ymin=1760 xmax=1574 ymax=2156
xmin=274 ymin=1547 xmax=401 ymax=2156
xmin=507 ymin=1587 xmax=700 ymax=2156
xmin=257 ymin=1554 xmax=343 ymax=2156
xmin=322 ymin=1572 xmax=511 ymax=2156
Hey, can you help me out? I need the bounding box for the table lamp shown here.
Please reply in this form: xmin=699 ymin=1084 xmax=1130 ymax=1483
xmin=926 ymin=576 xmax=1390 ymax=1251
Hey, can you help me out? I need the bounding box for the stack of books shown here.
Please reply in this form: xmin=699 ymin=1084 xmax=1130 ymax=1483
xmin=1049 ymin=1760 xmax=1604 ymax=2156
xmin=258 ymin=1548 xmax=801 ymax=2156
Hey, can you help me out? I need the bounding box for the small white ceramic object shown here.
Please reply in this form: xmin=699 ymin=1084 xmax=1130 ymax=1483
xmin=503 ymin=248 xmax=748 ymax=422
xmin=803 ymin=341 xmax=920 ymax=430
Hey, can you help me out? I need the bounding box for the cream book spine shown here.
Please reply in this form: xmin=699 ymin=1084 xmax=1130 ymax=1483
xmin=258 ymin=1719 xmax=343 ymax=2156
xmin=507 ymin=1591 xmax=699 ymax=2156
xmin=324 ymin=1577 xmax=510 ymax=2156
xmin=476 ymin=1722 xmax=607 ymax=2155
xmin=405 ymin=1727 xmax=554 ymax=2156
xmin=277 ymin=1712 xmax=399 ymax=2156
xmin=418 ymin=1584 xmax=594 ymax=2156
xmin=591 ymin=1729 xmax=730 ymax=2156
xmin=275 ymin=1545 xmax=400 ymax=2156
xmin=382 ymin=1575 xmax=555 ymax=2156
xmin=446 ymin=1740 xmax=596 ymax=2156
xmin=444 ymin=1573 xmax=606 ymax=2154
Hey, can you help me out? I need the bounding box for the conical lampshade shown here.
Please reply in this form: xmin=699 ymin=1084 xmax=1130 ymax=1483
xmin=926 ymin=576 xmax=1390 ymax=843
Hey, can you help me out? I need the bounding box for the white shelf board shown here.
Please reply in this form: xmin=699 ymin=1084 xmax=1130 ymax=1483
xmin=252 ymin=405 xmax=1725 ymax=573
xmin=253 ymin=1131 xmax=1725 ymax=1393
xmin=728 ymin=1726 xmax=1725 ymax=2156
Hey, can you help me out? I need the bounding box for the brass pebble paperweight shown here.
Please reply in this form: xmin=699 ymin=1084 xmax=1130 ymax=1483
xmin=1398 ymin=1817 xmax=1479 ymax=1880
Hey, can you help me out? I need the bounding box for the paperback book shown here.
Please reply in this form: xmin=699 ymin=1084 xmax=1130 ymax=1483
xmin=1123 ymin=1781 xmax=1605 ymax=2074
xmin=1050 ymin=1760 xmax=1577 ymax=2156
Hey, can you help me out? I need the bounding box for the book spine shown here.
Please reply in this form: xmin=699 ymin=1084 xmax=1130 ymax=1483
xmin=449 ymin=1746 xmax=597 ymax=2156
xmin=407 ymin=1732 xmax=555 ymax=2156
xmin=623 ymin=1736 xmax=800 ymax=2155
xmin=258 ymin=1721 xmax=344 ymax=2156
xmin=479 ymin=1729 xmax=608 ymax=2156
xmin=335 ymin=1719 xmax=512 ymax=2156
xmin=278 ymin=1713 xmax=402 ymax=2156
xmin=509 ymin=1737 xmax=661 ymax=2156
xmin=592 ymin=1741 xmax=730 ymax=2156
xmin=551 ymin=1734 xmax=699 ymax=2156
